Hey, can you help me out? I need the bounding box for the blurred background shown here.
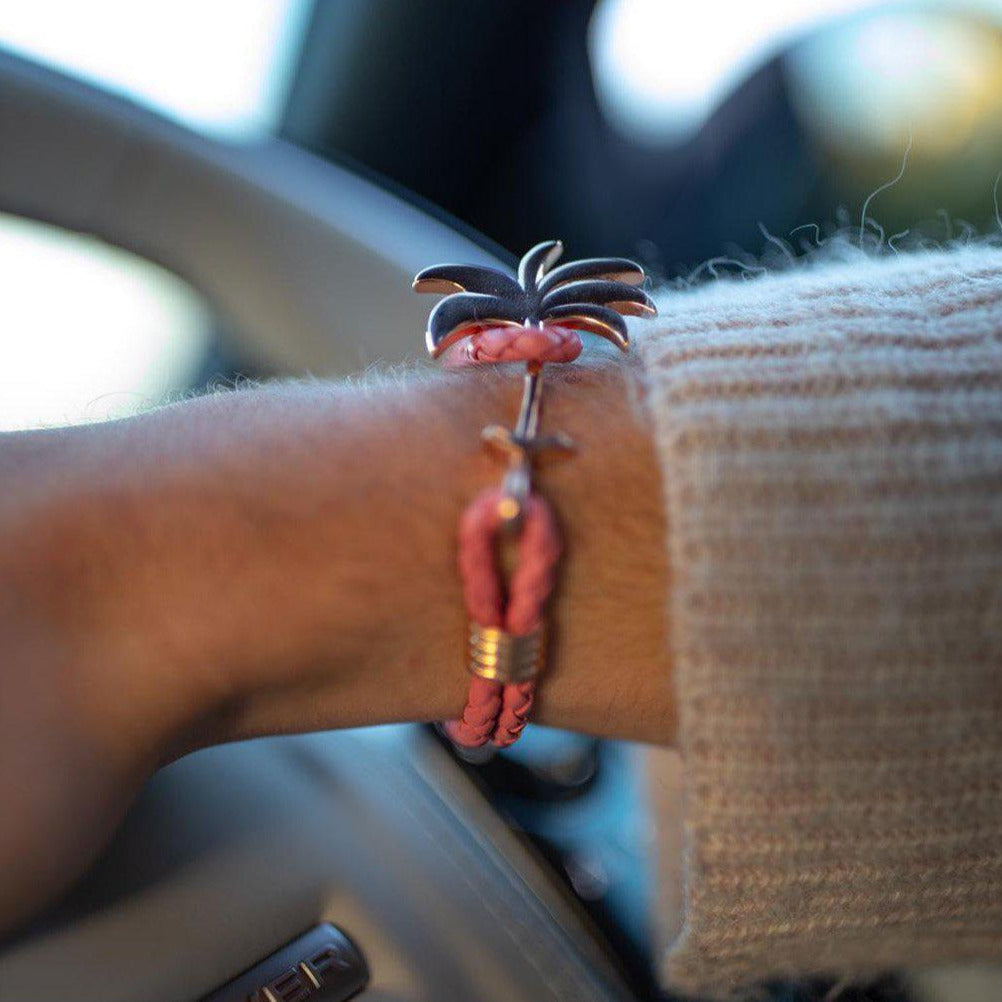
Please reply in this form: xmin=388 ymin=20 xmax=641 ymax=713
xmin=3 ymin=0 xmax=1002 ymax=431
xmin=3 ymin=5 xmax=1001 ymax=998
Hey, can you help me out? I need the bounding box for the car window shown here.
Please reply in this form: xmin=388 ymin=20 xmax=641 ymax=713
xmin=0 ymin=214 xmax=211 ymax=431
xmin=0 ymin=2 xmax=314 ymax=430
xmin=0 ymin=0 xmax=311 ymax=137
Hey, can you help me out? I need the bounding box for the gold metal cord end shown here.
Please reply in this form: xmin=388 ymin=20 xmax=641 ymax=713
xmin=468 ymin=624 xmax=545 ymax=684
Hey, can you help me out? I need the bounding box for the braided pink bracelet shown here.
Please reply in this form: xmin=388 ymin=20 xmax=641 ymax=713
xmin=413 ymin=240 xmax=656 ymax=749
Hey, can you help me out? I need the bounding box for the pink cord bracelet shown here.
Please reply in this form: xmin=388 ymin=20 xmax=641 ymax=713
xmin=413 ymin=240 xmax=656 ymax=750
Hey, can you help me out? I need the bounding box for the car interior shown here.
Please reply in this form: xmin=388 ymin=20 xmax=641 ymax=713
xmin=1 ymin=2 xmax=1002 ymax=1000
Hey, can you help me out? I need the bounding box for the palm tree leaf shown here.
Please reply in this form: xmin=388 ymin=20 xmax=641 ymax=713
xmin=413 ymin=263 xmax=523 ymax=298
xmin=426 ymin=293 xmax=526 ymax=357
xmin=541 ymin=280 xmax=656 ymax=317
xmin=518 ymin=240 xmax=564 ymax=292
xmin=538 ymin=257 xmax=645 ymax=295
xmin=541 ymin=303 xmax=630 ymax=351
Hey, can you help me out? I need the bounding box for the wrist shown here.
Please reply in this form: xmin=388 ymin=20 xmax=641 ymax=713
xmin=157 ymin=360 xmax=670 ymax=747
xmin=0 ymin=357 xmax=672 ymax=766
xmin=164 ymin=359 xmax=672 ymax=748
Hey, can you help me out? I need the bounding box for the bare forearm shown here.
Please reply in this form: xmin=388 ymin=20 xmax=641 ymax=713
xmin=0 ymin=361 xmax=671 ymax=765
xmin=0 ymin=358 xmax=671 ymax=933
xmin=0 ymin=358 xmax=669 ymax=932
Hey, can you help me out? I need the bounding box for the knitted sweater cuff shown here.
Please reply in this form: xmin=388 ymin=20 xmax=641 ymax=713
xmin=636 ymin=247 xmax=1002 ymax=997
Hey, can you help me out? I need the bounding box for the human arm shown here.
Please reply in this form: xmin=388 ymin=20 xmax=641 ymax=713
xmin=0 ymin=357 xmax=670 ymax=934
xmin=7 ymin=243 xmax=1002 ymax=999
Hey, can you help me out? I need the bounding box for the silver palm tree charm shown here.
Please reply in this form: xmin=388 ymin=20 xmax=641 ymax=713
xmin=413 ymin=239 xmax=656 ymax=358
xmin=413 ymin=240 xmax=657 ymax=508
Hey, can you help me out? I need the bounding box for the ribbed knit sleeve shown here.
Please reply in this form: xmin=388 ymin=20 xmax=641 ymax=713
xmin=637 ymin=247 xmax=1002 ymax=997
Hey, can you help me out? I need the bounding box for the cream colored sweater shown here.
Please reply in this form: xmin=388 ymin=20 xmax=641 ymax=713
xmin=638 ymin=246 xmax=1002 ymax=997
